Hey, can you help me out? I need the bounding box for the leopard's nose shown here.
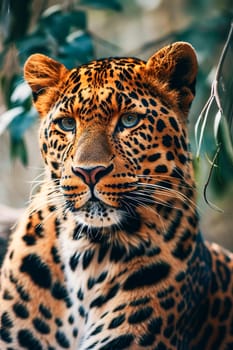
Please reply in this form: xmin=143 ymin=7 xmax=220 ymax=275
xmin=72 ymin=165 xmax=113 ymax=187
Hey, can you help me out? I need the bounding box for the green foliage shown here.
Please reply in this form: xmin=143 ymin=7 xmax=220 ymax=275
xmin=16 ymin=6 xmax=91 ymax=66
xmin=194 ymin=21 xmax=233 ymax=196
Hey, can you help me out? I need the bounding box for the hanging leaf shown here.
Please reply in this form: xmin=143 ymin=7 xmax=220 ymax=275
xmin=209 ymin=118 xmax=233 ymax=196
xmin=215 ymin=22 xmax=233 ymax=144
xmin=195 ymin=94 xmax=214 ymax=158
xmin=213 ymin=110 xmax=222 ymax=141
xmin=194 ymin=22 xmax=233 ymax=157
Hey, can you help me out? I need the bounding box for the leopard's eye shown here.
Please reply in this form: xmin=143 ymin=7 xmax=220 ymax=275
xmin=56 ymin=117 xmax=76 ymax=132
xmin=120 ymin=114 xmax=140 ymax=128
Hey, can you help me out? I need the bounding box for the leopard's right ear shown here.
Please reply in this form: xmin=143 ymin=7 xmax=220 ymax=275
xmin=24 ymin=54 xmax=68 ymax=116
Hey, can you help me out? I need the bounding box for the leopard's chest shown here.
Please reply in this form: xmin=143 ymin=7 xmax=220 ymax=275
xmin=59 ymin=235 xmax=123 ymax=347
xmin=58 ymin=222 xmax=211 ymax=350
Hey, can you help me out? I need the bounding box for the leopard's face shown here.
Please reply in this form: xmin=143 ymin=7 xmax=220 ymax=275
xmin=24 ymin=43 xmax=197 ymax=235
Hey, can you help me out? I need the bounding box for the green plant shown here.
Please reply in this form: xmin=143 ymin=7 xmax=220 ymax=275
xmin=193 ymin=21 xmax=233 ymax=200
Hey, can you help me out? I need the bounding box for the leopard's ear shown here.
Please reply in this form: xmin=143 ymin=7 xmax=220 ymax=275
xmin=24 ymin=54 xmax=68 ymax=116
xmin=145 ymin=42 xmax=198 ymax=117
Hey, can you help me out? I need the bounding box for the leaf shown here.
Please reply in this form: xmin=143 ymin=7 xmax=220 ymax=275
xmin=70 ymin=11 xmax=87 ymax=30
xmin=79 ymin=0 xmax=122 ymax=11
xmin=42 ymin=4 xmax=63 ymax=17
xmin=194 ymin=95 xmax=214 ymax=157
xmin=41 ymin=8 xmax=87 ymax=44
xmin=218 ymin=117 xmax=233 ymax=164
xmin=10 ymin=138 xmax=28 ymax=166
xmin=8 ymin=108 xmax=37 ymax=142
xmin=10 ymin=82 xmax=32 ymax=105
xmin=16 ymin=33 xmax=50 ymax=63
xmin=0 ymin=47 xmax=8 ymax=67
xmin=209 ymin=119 xmax=233 ymax=196
xmin=60 ymin=32 xmax=94 ymax=65
xmin=1 ymin=74 xmax=19 ymax=108
xmin=213 ymin=110 xmax=222 ymax=141
xmin=0 ymin=107 xmax=24 ymax=135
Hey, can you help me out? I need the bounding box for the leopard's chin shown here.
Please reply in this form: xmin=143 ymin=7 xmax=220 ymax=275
xmin=73 ymin=200 xmax=123 ymax=228
xmin=69 ymin=199 xmax=142 ymax=244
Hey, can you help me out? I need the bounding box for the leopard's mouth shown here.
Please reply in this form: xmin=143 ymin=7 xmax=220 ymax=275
xmin=66 ymin=198 xmax=123 ymax=229
xmin=69 ymin=198 xmax=141 ymax=243
xmin=65 ymin=197 xmax=140 ymax=242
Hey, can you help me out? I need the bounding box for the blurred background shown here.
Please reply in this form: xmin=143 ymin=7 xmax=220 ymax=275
xmin=0 ymin=0 xmax=232 ymax=263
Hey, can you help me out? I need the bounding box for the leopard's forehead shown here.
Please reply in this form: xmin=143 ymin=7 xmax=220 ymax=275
xmin=56 ymin=57 xmax=152 ymax=123
xmin=67 ymin=58 xmax=146 ymax=92
xmin=75 ymin=57 xmax=145 ymax=78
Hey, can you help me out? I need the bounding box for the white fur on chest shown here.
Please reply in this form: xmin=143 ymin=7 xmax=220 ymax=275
xmin=58 ymin=229 xmax=119 ymax=348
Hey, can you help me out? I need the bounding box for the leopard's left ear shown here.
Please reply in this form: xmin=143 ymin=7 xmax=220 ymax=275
xmin=24 ymin=54 xmax=68 ymax=116
xmin=145 ymin=42 xmax=198 ymax=117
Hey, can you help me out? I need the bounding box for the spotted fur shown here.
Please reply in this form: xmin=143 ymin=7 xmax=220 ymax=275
xmin=1 ymin=42 xmax=233 ymax=350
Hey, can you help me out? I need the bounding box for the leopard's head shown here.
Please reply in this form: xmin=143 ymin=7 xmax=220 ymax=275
xmin=24 ymin=42 xmax=197 ymax=238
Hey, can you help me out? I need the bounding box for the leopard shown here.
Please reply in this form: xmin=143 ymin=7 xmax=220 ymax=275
xmin=1 ymin=41 xmax=233 ymax=350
